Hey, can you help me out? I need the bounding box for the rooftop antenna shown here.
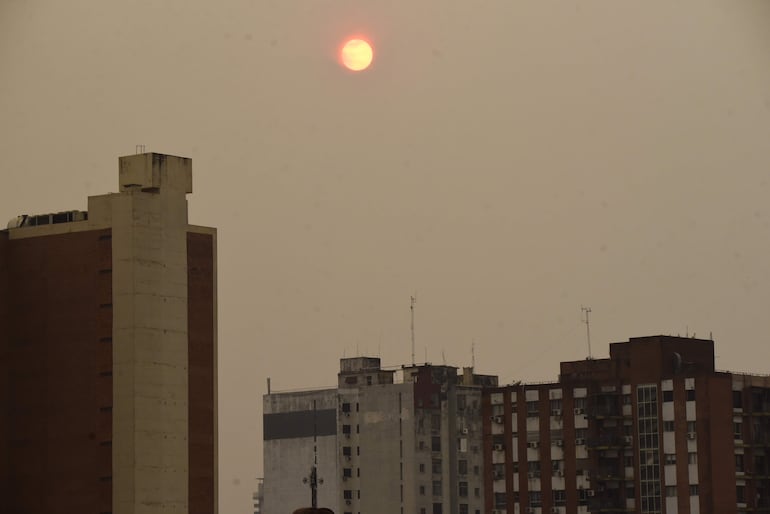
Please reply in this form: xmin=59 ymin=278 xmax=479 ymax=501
xmin=581 ymin=306 xmax=592 ymax=359
xmin=410 ymin=295 xmax=417 ymax=365
xmin=302 ymin=400 xmax=323 ymax=508
xmin=471 ymin=339 xmax=476 ymax=369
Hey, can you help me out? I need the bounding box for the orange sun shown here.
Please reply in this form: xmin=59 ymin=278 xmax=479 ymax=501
xmin=341 ymin=38 xmax=373 ymax=72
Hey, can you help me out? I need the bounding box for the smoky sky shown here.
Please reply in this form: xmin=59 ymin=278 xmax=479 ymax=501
xmin=2 ymin=0 xmax=769 ymax=511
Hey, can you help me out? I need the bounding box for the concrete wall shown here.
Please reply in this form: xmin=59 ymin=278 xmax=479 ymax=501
xmin=111 ymin=163 xmax=191 ymax=514
xmin=263 ymin=389 xmax=340 ymax=514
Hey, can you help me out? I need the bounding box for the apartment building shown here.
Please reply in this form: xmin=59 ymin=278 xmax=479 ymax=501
xmin=482 ymin=335 xmax=770 ymax=514
xmin=263 ymin=357 xmax=497 ymax=514
xmin=0 ymin=153 xmax=217 ymax=514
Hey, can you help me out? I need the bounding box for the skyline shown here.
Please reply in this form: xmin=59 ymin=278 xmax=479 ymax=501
xmin=2 ymin=1 xmax=770 ymax=512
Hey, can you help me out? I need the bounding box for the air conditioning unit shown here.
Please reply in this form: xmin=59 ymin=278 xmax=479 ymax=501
xmin=552 ymin=507 xmax=560 ymax=514
xmin=551 ymin=409 xmax=562 ymax=416
xmin=555 ymin=440 xmax=564 ymax=447
xmin=493 ymin=416 xmax=504 ymax=424
xmin=528 ymin=441 xmax=540 ymax=449
xmin=528 ymin=471 xmax=540 ymax=478
xmin=575 ymin=438 xmax=585 ymax=445
xmin=687 ymin=432 xmax=696 ymax=440
xmin=527 ymin=508 xmax=536 ymax=514
xmin=587 ymin=490 xmax=595 ymax=497
xmin=461 ymin=427 xmax=469 ymax=434
xmin=494 ymin=472 xmax=504 ymax=480
xmin=574 ymin=408 xmax=585 ymax=415
xmin=624 ymin=435 xmax=633 ymax=444
xmin=345 ymin=499 xmax=352 ymax=505
xmin=555 ymin=470 xmax=564 ymax=477
xmin=494 ymin=443 xmax=505 ymax=451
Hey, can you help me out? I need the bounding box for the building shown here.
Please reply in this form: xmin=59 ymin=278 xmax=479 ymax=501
xmin=263 ymin=357 xmax=498 ymax=514
xmin=0 ymin=153 xmax=218 ymax=514
xmin=482 ymin=335 xmax=770 ymax=514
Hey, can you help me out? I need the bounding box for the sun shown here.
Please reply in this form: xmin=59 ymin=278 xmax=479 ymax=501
xmin=341 ymin=38 xmax=373 ymax=72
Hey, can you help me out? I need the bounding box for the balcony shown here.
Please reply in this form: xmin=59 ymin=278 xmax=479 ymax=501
xmin=587 ymin=435 xmax=629 ymax=450
xmin=589 ymin=467 xmax=625 ymax=482
xmin=588 ymin=498 xmax=632 ymax=513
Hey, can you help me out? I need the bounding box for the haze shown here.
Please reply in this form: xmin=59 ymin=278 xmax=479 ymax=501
xmin=1 ymin=1 xmax=769 ymax=512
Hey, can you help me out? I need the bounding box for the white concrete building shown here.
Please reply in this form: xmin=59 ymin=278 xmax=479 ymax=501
xmin=263 ymin=357 xmax=497 ymax=514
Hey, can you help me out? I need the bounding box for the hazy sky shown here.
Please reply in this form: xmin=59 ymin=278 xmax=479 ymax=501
xmin=2 ymin=1 xmax=769 ymax=512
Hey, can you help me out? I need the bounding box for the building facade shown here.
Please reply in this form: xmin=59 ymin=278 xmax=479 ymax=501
xmin=0 ymin=153 xmax=218 ymax=514
xmin=263 ymin=357 xmax=497 ymax=514
xmin=482 ymin=335 xmax=769 ymax=514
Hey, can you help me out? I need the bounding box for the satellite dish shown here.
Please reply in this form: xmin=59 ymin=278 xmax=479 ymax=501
xmin=672 ymin=352 xmax=683 ymax=373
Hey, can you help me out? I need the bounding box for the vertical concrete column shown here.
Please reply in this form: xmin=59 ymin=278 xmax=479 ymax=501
xmin=112 ymin=154 xmax=192 ymax=514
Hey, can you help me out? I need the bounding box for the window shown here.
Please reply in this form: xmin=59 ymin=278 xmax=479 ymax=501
xmin=432 ymin=503 xmax=443 ymax=514
xmin=574 ymin=397 xmax=587 ymax=409
xmin=575 ymin=428 xmax=587 ymax=440
xmin=343 ymin=468 xmax=352 ymax=478
xmin=664 ymin=421 xmax=675 ymax=432
xmin=529 ymin=491 xmax=542 ymax=508
xmin=343 ymin=490 xmax=352 ymax=499
xmin=664 ymin=454 xmax=676 ymax=465
xmin=342 ymin=403 xmax=351 ymax=413
xmin=343 ymin=446 xmax=351 ymax=456
xmin=432 ymin=459 xmax=442 ymax=474
xmin=420 ymin=485 xmax=425 ymax=495
xmin=625 ymin=455 xmax=634 ymax=467
xmin=366 ymin=375 xmax=372 ymax=385
xmin=687 ymin=421 xmax=696 ymax=433
xmin=475 ymin=487 xmax=480 ymax=498
xmin=459 ymin=505 xmax=468 ymax=514
xmin=736 ymin=454 xmax=744 ymax=472
xmin=553 ymin=490 xmax=566 ymax=506
xmin=550 ymin=399 xmax=562 ymax=411
xmin=459 ymin=481 xmax=468 ymax=497
xmin=432 ymin=480 xmax=442 ymax=496
xmin=688 ymin=452 xmax=697 ymax=464
xmin=342 ymin=424 xmax=351 ymax=435
xmin=665 ymin=486 xmax=677 ymax=497
xmin=431 ymin=414 xmax=441 ymax=431
xmin=686 ymin=389 xmax=696 ymax=401
xmin=527 ymin=401 xmax=539 ymax=417
xmin=734 ymin=391 xmax=743 ymax=409
xmin=458 ymin=460 xmax=468 ymax=475
xmin=494 ymin=493 xmax=507 ymax=509
xmin=735 ymin=422 xmax=743 ymax=440
xmin=432 ymin=436 xmax=441 ymax=452
xmin=737 ymin=485 xmax=746 ymax=503
xmin=458 ymin=395 xmax=466 ymax=410
xmin=663 ymin=391 xmax=674 ymax=402
xmin=623 ymin=394 xmax=632 ymax=405
xmin=473 ymin=465 xmax=479 ymax=475
xmin=419 ymin=463 xmax=425 ymax=473
xmin=689 ymin=485 xmax=699 ymax=496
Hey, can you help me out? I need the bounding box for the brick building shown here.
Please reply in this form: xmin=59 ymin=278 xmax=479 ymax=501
xmin=482 ymin=335 xmax=769 ymax=514
xmin=0 ymin=153 xmax=217 ymax=514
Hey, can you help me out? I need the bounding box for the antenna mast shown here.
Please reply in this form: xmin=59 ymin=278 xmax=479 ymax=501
xmin=410 ymin=295 xmax=416 ymax=365
xmin=471 ymin=339 xmax=476 ymax=369
xmin=581 ymin=306 xmax=592 ymax=359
